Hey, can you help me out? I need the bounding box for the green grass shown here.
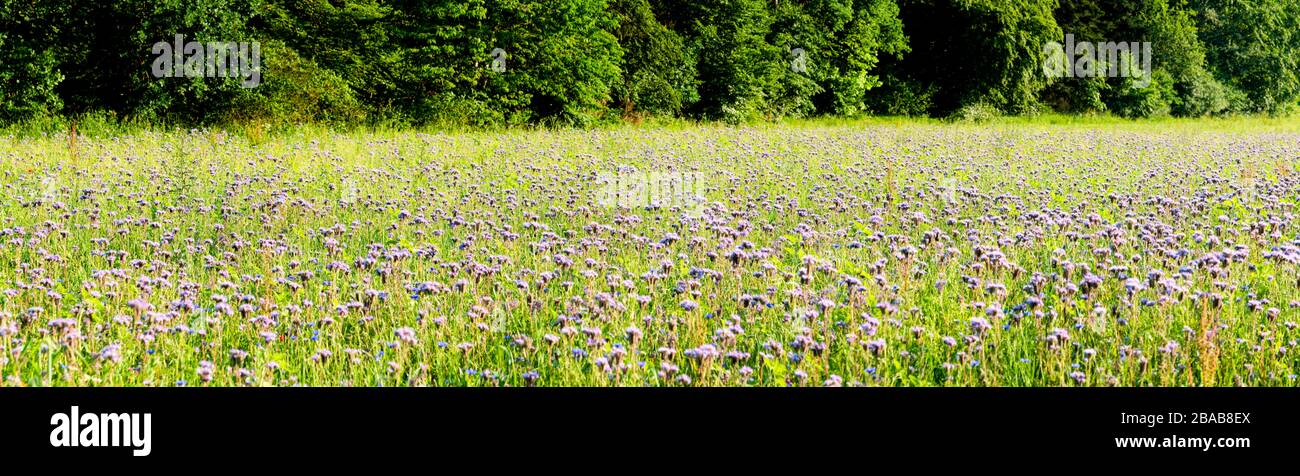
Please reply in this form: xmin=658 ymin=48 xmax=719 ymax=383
xmin=0 ymin=118 xmax=1297 ymax=387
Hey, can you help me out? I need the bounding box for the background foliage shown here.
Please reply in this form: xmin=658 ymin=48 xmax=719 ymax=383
xmin=1 ymin=0 xmax=1297 ymax=126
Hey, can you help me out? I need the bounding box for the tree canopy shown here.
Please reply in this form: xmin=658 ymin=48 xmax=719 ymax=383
xmin=1 ymin=0 xmax=1296 ymax=126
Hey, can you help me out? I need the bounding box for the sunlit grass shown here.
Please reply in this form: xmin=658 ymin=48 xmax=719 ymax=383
xmin=0 ymin=119 xmax=1297 ymax=387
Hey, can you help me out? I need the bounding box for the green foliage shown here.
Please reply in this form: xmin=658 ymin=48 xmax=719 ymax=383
xmin=131 ymin=0 xmax=265 ymax=123
xmin=1111 ymin=69 xmax=1175 ymax=118
xmin=0 ymin=30 xmax=64 ymax=122
xmin=256 ymin=0 xmax=399 ymax=114
xmin=226 ymin=40 xmax=364 ymax=124
xmin=769 ymin=0 xmax=909 ymax=117
xmin=1193 ymin=0 xmax=1300 ymax=115
xmin=482 ymin=0 xmax=624 ymax=125
xmin=1138 ymin=0 xmax=1228 ymax=117
xmin=1047 ymin=0 xmax=1239 ymax=118
xmin=386 ymin=1 xmax=498 ymax=126
xmin=0 ymin=0 xmax=1295 ymax=126
xmin=1170 ymin=67 xmax=1235 ymax=117
xmin=874 ymin=0 xmax=1061 ymax=116
xmin=609 ymin=0 xmax=698 ymax=117
xmin=661 ymin=0 xmax=783 ymax=121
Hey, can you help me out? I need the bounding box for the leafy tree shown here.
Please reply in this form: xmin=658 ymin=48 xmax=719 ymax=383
xmin=386 ymin=1 xmax=496 ymax=125
xmin=226 ymin=39 xmax=365 ymax=124
xmin=1193 ymin=0 xmax=1300 ymax=115
xmin=609 ymin=0 xmax=697 ymax=117
xmin=874 ymin=0 xmax=1061 ymax=116
xmin=3 ymin=0 xmax=1297 ymax=126
xmin=770 ymin=0 xmax=909 ymax=117
xmin=1046 ymin=0 xmax=1233 ymax=117
xmin=0 ymin=26 xmax=64 ymax=121
xmin=254 ymin=0 xmax=395 ymax=120
xmin=479 ymin=0 xmax=624 ymax=125
xmin=654 ymin=0 xmax=783 ymax=121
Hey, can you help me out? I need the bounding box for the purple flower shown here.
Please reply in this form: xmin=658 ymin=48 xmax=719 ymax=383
xmin=97 ymin=344 xmax=123 ymax=363
xmin=1069 ymin=371 xmax=1086 ymax=384
xmin=863 ymin=339 xmax=886 ymax=355
xmin=394 ymin=327 xmax=417 ymax=345
xmin=196 ymin=361 xmax=215 ymax=383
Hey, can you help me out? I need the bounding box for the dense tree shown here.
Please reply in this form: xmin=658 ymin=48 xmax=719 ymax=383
xmin=1043 ymin=0 xmax=1242 ymax=118
xmin=1193 ymin=0 xmax=1300 ymax=115
xmin=870 ymin=0 xmax=1061 ymax=116
xmin=0 ymin=0 xmax=1295 ymax=126
xmin=386 ymin=1 xmax=495 ymax=125
xmin=0 ymin=27 xmax=63 ymax=122
xmin=609 ymin=0 xmax=697 ymax=117
xmin=651 ymin=0 xmax=785 ymax=121
xmin=481 ymin=0 xmax=624 ymax=125
xmin=769 ymin=0 xmax=909 ymax=117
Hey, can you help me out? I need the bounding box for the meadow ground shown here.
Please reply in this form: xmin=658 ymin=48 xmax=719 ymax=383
xmin=1 ymin=118 xmax=1299 ymax=386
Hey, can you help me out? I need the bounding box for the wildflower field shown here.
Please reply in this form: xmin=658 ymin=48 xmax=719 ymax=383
xmin=2 ymin=120 xmax=1299 ymax=387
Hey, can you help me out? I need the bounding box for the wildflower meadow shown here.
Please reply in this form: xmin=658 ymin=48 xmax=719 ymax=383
xmin=2 ymin=120 xmax=1299 ymax=387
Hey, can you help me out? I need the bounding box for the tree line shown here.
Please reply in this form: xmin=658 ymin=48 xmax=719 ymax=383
xmin=2 ymin=0 xmax=1297 ymax=127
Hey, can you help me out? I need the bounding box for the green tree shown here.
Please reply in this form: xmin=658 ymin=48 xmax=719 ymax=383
xmin=386 ymin=1 xmax=495 ymax=125
xmin=1193 ymin=0 xmax=1300 ymax=115
xmin=609 ymin=0 xmax=698 ymax=117
xmin=1046 ymin=0 xmax=1233 ymax=117
xmin=0 ymin=20 xmax=64 ymax=122
xmin=770 ymin=0 xmax=909 ymax=117
xmin=480 ymin=0 xmax=624 ymax=125
xmin=873 ymin=0 xmax=1061 ymax=116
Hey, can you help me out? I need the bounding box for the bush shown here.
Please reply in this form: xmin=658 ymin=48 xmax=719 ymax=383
xmin=0 ymin=32 xmax=64 ymax=122
xmin=950 ymin=101 xmax=1001 ymax=122
xmin=1111 ymin=69 xmax=1174 ymax=118
xmin=226 ymin=40 xmax=365 ymax=125
xmin=610 ymin=0 xmax=698 ymax=117
xmin=1170 ymin=68 xmax=1232 ymax=117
